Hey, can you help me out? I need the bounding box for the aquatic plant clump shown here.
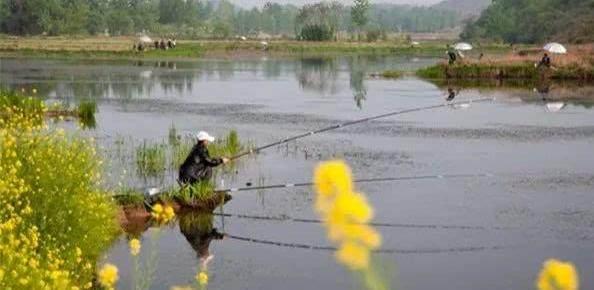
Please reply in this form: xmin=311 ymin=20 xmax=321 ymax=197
xmin=136 ymin=141 xmax=167 ymax=176
xmin=0 ymin=91 xmax=120 ymax=289
xmin=77 ymin=100 xmax=97 ymax=128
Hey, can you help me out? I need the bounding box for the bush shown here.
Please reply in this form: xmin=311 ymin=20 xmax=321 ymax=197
xmin=366 ymin=29 xmax=385 ymax=42
xmin=299 ymin=24 xmax=335 ymax=41
xmin=0 ymin=91 xmax=120 ymax=289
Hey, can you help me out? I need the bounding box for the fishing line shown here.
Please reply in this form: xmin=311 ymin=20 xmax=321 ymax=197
xmin=230 ymin=98 xmax=494 ymax=161
xmin=216 ymin=173 xmax=494 ymax=193
xmin=227 ymin=234 xmax=505 ymax=254
xmin=213 ymin=212 xmax=512 ymax=231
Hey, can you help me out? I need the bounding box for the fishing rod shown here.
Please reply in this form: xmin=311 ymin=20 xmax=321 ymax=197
xmin=230 ymin=98 xmax=494 ymax=160
xmin=216 ymin=173 xmax=493 ymax=193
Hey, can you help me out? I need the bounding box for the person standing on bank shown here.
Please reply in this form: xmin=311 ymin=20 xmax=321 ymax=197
xmin=179 ymin=131 xmax=229 ymax=186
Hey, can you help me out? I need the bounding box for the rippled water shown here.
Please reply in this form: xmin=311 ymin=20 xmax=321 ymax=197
xmin=1 ymin=56 xmax=594 ymax=290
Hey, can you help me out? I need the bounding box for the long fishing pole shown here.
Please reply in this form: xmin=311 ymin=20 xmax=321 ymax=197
xmin=230 ymin=98 xmax=494 ymax=160
xmin=216 ymin=173 xmax=493 ymax=193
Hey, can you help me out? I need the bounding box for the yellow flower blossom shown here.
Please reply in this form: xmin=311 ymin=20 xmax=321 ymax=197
xmin=98 ymin=263 xmax=119 ymax=289
xmin=537 ymin=259 xmax=579 ymax=290
xmin=129 ymin=238 xmax=141 ymax=256
xmin=196 ymin=271 xmax=209 ymax=286
xmin=313 ymin=160 xmax=353 ymax=197
xmin=336 ymin=241 xmax=370 ymax=270
xmin=171 ymin=286 xmax=194 ymax=290
xmin=312 ymin=160 xmax=382 ymax=272
xmin=151 ymin=204 xmax=175 ymax=224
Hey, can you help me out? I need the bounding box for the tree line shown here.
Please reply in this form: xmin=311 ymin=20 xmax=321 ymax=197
xmin=462 ymin=0 xmax=594 ymax=43
xmin=0 ymin=0 xmax=460 ymax=39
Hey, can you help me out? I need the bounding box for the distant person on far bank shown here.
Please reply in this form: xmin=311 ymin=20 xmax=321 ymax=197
xmin=446 ymin=45 xmax=457 ymax=65
xmin=537 ymin=53 xmax=551 ymax=68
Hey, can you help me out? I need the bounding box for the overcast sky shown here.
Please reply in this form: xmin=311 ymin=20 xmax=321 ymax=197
xmin=232 ymin=0 xmax=444 ymax=8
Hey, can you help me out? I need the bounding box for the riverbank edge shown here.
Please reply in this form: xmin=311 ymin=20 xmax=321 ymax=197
xmin=0 ymin=38 xmax=514 ymax=60
xmin=414 ymin=62 xmax=594 ymax=82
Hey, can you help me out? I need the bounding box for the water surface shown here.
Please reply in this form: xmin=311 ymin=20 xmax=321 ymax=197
xmin=1 ymin=56 xmax=594 ymax=290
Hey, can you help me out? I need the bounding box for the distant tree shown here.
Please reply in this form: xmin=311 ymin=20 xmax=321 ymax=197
xmin=351 ymin=0 xmax=370 ymax=38
xmin=296 ymin=2 xmax=344 ymax=41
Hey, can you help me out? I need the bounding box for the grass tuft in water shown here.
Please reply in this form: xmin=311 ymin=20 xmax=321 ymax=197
xmin=77 ymin=100 xmax=97 ymax=128
xmin=207 ymin=129 xmax=243 ymax=157
xmin=380 ymin=70 xmax=404 ymax=79
xmin=176 ymin=181 xmax=217 ymax=203
xmin=136 ymin=141 xmax=167 ymax=176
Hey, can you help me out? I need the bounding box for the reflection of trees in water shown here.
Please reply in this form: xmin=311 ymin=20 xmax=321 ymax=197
xmin=348 ymin=56 xmax=369 ymax=109
xmin=297 ymin=57 xmax=339 ymax=94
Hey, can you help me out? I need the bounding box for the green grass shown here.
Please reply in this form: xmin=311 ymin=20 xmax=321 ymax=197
xmin=208 ymin=129 xmax=242 ymax=157
xmin=113 ymin=188 xmax=146 ymax=207
xmin=174 ymin=181 xmax=217 ymax=204
xmin=76 ymin=100 xmax=97 ymax=128
xmin=380 ymin=70 xmax=404 ymax=79
xmin=136 ymin=141 xmax=167 ymax=177
xmin=0 ymin=38 xmax=513 ymax=59
xmin=416 ymin=62 xmax=594 ymax=81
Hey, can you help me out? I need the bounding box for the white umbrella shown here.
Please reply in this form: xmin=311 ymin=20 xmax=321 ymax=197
xmin=545 ymin=102 xmax=566 ymax=113
xmin=543 ymin=42 xmax=567 ymax=54
xmin=138 ymin=35 xmax=152 ymax=44
xmin=454 ymin=42 xmax=473 ymax=51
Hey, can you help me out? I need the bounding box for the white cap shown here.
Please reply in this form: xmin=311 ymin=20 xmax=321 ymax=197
xmin=196 ymin=131 xmax=215 ymax=142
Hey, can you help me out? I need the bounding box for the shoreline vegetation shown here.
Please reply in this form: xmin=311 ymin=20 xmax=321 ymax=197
xmin=413 ymin=45 xmax=594 ymax=82
xmin=0 ymin=36 xmax=514 ymax=60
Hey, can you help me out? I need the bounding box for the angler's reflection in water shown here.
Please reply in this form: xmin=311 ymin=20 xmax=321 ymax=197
xmin=534 ymin=80 xmax=551 ymax=101
xmin=178 ymin=211 xmax=226 ymax=267
xmin=446 ymin=87 xmax=458 ymax=102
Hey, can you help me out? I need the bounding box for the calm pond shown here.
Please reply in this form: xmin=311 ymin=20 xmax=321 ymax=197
xmin=1 ymin=56 xmax=594 ymax=290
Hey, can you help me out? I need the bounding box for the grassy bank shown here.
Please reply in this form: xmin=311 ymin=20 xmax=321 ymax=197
xmin=414 ymin=46 xmax=594 ymax=81
xmin=0 ymin=36 xmax=512 ymax=59
xmin=0 ymin=91 xmax=120 ymax=288
xmin=416 ymin=62 xmax=594 ymax=81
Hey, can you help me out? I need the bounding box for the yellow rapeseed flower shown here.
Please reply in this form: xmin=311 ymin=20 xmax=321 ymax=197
xmin=151 ymin=204 xmax=175 ymax=224
xmin=129 ymin=238 xmax=141 ymax=256
xmin=336 ymin=241 xmax=370 ymax=270
xmin=171 ymin=286 xmax=194 ymax=290
xmin=537 ymin=259 xmax=579 ymax=290
xmin=312 ymin=160 xmax=382 ymax=272
xmin=196 ymin=271 xmax=209 ymax=286
xmin=98 ymin=263 xmax=118 ymax=289
xmin=313 ymin=160 xmax=353 ymax=198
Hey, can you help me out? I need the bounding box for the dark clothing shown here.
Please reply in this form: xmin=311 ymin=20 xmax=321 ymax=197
xmin=538 ymin=55 xmax=551 ymax=68
xmin=179 ymin=143 xmax=222 ymax=185
xmin=446 ymin=88 xmax=456 ymax=102
xmin=448 ymin=51 xmax=457 ymax=65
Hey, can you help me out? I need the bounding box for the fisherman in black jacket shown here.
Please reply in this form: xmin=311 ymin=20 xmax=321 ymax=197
xmin=179 ymin=131 xmax=229 ymax=185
